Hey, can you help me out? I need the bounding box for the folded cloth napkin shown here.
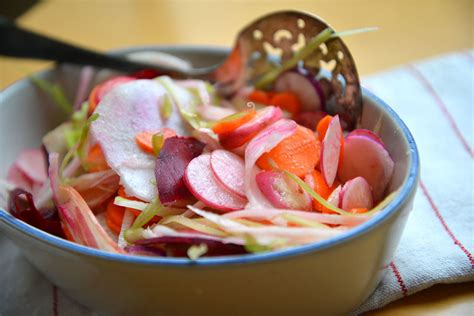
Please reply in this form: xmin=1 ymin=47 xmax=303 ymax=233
xmin=0 ymin=50 xmax=473 ymax=316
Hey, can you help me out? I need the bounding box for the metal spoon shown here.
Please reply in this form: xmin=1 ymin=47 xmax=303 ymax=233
xmin=0 ymin=11 xmax=362 ymax=127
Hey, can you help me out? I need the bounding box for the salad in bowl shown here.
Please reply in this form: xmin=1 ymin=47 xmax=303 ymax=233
xmin=3 ymin=65 xmax=396 ymax=260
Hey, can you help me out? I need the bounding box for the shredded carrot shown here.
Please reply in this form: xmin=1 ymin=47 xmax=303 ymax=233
xmin=211 ymin=109 xmax=257 ymax=135
xmin=248 ymin=90 xmax=271 ymax=105
xmin=84 ymin=144 xmax=109 ymax=172
xmin=350 ymin=207 xmax=369 ymax=214
xmin=135 ymin=128 xmax=176 ymax=155
xmin=257 ymin=125 xmax=321 ymax=177
xmin=106 ymin=199 xmax=126 ymax=234
xmin=270 ymin=92 xmax=301 ymax=115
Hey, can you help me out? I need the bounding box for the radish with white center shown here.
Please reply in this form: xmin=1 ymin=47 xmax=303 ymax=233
xmin=338 ymin=135 xmax=394 ymax=203
xmin=184 ymin=154 xmax=247 ymax=212
xmin=327 ymin=185 xmax=342 ymax=208
xmin=219 ymin=106 xmax=282 ymax=149
xmin=339 ymin=177 xmax=373 ymax=211
xmin=274 ymin=70 xmax=325 ymax=111
xmin=320 ymin=115 xmax=343 ymax=187
xmin=210 ymin=150 xmax=246 ymax=198
xmin=255 ymin=170 xmax=311 ymax=211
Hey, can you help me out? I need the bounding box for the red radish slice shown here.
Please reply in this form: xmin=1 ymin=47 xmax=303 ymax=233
xmin=255 ymin=170 xmax=311 ymax=211
xmin=320 ymin=115 xmax=342 ymax=187
xmin=327 ymin=185 xmax=342 ymax=207
xmin=184 ymin=154 xmax=247 ymax=212
xmin=340 ymin=177 xmax=373 ymax=211
xmin=219 ymin=106 xmax=282 ymax=149
xmin=244 ymin=119 xmax=297 ymax=209
xmin=338 ymin=135 xmax=394 ymax=203
xmin=15 ymin=148 xmax=47 ymax=184
xmin=211 ymin=150 xmax=246 ymax=198
xmin=7 ymin=164 xmax=33 ymax=193
xmin=274 ymin=70 xmax=325 ymax=111
xmin=347 ymin=129 xmax=384 ymax=146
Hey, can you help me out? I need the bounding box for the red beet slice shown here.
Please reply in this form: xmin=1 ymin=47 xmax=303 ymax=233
xmin=155 ymin=137 xmax=205 ymax=204
xmin=210 ymin=150 xmax=246 ymax=198
xmin=9 ymin=189 xmax=64 ymax=238
xmin=338 ymin=135 xmax=394 ymax=202
xmin=320 ymin=115 xmax=343 ymax=187
xmin=340 ymin=176 xmax=373 ymax=211
xmin=184 ymin=154 xmax=247 ymax=212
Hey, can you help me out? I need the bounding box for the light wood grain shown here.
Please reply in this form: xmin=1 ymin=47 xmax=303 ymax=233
xmin=0 ymin=1 xmax=473 ymax=314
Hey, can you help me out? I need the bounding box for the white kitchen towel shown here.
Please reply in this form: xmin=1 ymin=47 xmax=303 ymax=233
xmin=0 ymin=50 xmax=473 ymax=316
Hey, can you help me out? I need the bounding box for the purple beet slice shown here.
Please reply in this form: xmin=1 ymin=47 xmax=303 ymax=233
xmin=155 ymin=136 xmax=205 ymax=204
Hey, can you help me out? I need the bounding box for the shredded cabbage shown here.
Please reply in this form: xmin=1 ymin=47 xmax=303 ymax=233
xmin=31 ymin=76 xmax=73 ymax=115
xmin=187 ymin=244 xmax=208 ymax=260
xmin=160 ymin=215 xmax=227 ymax=237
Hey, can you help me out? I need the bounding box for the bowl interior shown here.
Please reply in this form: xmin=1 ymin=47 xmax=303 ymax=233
xmin=0 ymin=46 xmax=418 ymax=265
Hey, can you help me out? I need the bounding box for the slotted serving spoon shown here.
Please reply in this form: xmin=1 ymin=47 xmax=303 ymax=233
xmin=0 ymin=11 xmax=362 ymax=127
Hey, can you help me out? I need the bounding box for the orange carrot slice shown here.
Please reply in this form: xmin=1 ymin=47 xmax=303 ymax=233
xmin=106 ymin=199 xmax=126 ymax=234
xmin=308 ymin=171 xmax=341 ymax=213
xmin=270 ymin=92 xmax=301 ymax=115
xmin=211 ymin=109 xmax=257 ymax=135
xmin=350 ymin=207 xmax=369 ymax=214
xmin=257 ymin=125 xmax=321 ymax=177
xmin=84 ymin=144 xmax=109 ymax=172
xmin=135 ymin=128 xmax=177 ymax=155
xmin=248 ymin=90 xmax=271 ymax=105
xmin=316 ymin=115 xmax=332 ymax=141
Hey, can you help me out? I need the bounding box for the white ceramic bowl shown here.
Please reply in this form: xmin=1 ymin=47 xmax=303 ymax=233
xmin=0 ymin=46 xmax=419 ymax=316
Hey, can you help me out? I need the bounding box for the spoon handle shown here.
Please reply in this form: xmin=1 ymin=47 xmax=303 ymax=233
xmin=0 ymin=16 xmax=170 ymax=73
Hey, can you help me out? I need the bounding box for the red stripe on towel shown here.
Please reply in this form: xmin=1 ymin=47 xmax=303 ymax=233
xmin=390 ymin=262 xmax=408 ymax=297
xmin=408 ymin=65 xmax=473 ymax=157
xmin=420 ymin=181 xmax=474 ymax=267
xmin=52 ymin=285 xmax=58 ymax=316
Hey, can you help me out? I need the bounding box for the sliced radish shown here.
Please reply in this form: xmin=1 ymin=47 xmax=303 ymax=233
xmin=184 ymin=154 xmax=247 ymax=212
xmin=347 ymin=129 xmax=384 ymax=146
xmin=274 ymin=70 xmax=325 ymax=111
xmin=327 ymin=185 xmax=342 ymax=207
xmin=155 ymin=137 xmax=205 ymax=204
xmin=340 ymin=177 xmax=373 ymax=211
xmin=210 ymin=150 xmax=246 ymax=198
xmin=90 ymin=80 xmax=192 ymax=201
xmin=15 ymin=148 xmax=47 ymax=184
xmin=219 ymin=106 xmax=282 ymax=149
xmin=255 ymin=170 xmax=311 ymax=211
xmin=338 ymin=135 xmax=394 ymax=202
xmin=320 ymin=115 xmax=343 ymax=187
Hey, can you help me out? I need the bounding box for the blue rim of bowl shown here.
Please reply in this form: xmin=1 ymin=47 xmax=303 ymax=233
xmin=0 ymin=69 xmax=419 ymax=267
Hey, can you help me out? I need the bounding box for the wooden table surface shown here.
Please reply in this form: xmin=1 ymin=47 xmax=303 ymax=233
xmin=1 ymin=0 xmax=473 ymax=314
